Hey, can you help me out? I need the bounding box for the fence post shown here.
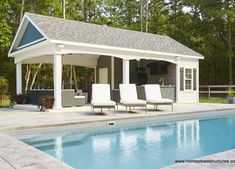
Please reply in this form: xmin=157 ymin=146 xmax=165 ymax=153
xmin=208 ymin=86 xmax=210 ymax=99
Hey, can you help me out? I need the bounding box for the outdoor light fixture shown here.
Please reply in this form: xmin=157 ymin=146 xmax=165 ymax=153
xmin=175 ymin=56 xmax=181 ymax=62
xmin=57 ymin=44 xmax=65 ymax=48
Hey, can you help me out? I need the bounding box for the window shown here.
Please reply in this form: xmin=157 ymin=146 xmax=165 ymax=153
xmin=185 ymin=69 xmax=192 ymax=90
xmin=99 ymin=68 xmax=108 ymax=84
xmin=180 ymin=67 xmax=197 ymax=91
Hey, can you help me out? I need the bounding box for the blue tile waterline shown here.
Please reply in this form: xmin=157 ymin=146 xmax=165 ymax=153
xmin=20 ymin=116 xmax=235 ymax=169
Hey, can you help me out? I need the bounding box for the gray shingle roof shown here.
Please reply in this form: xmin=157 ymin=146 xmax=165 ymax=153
xmin=26 ymin=13 xmax=203 ymax=58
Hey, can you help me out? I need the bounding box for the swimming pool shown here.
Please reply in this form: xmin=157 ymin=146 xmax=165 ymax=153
xmin=18 ymin=115 xmax=235 ymax=169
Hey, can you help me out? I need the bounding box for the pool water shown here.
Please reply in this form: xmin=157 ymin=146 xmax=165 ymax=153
xmin=19 ymin=116 xmax=235 ymax=169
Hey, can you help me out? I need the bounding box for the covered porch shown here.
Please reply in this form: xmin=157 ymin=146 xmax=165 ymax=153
xmin=14 ymin=45 xmax=180 ymax=109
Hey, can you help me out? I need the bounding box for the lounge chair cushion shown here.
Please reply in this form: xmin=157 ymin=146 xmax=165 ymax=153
xmin=120 ymin=99 xmax=146 ymax=105
xmin=119 ymin=84 xmax=146 ymax=106
xmin=145 ymin=84 xmax=162 ymax=101
xmin=92 ymin=84 xmax=111 ymax=102
xmin=91 ymin=84 xmax=116 ymax=107
xmin=147 ymin=98 xmax=173 ymax=104
xmin=74 ymin=96 xmax=85 ymax=99
xmin=119 ymin=84 xmax=138 ymax=102
xmin=91 ymin=100 xmax=116 ymax=106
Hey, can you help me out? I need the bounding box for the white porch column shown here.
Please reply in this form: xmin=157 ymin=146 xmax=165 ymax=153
xmin=175 ymin=57 xmax=180 ymax=103
xmin=53 ymin=53 xmax=62 ymax=109
xmin=94 ymin=67 xmax=97 ymax=83
xmin=123 ymin=59 xmax=129 ymax=84
xmin=16 ymin=61 xmax=22 ymax=94
xmin=111 ymin=56 xmax=114 ymax=89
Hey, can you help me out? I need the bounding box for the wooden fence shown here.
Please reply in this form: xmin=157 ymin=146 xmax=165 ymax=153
xmin=199 ymin=85 xmax=235 ymax=99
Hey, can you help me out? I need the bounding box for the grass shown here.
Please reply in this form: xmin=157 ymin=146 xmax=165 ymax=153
xmin=0 ymin=96 xmax=228 ymax=107
xmin=0 ymin=101 xmax=10 ymax=108
xmin=199 ymin=97 xmax=227 ymax=104
xmin=0 ymin=95 xmax=10 ymax=108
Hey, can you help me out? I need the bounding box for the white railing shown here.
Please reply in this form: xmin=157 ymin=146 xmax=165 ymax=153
xmin=199 ymin=85 xmax=235 ymax=99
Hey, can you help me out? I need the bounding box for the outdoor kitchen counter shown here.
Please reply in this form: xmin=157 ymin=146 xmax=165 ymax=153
xmin=159 ymin=85 xmax=176 ymax=102
xmin=136 ymin=85 xmax=176 ymax=102
xmin=111 ymin=85 xmax=176 ymax=103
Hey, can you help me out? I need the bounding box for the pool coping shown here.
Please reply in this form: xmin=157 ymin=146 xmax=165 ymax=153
xmin=0 ymin=134 xmax=74 ymax=169
xmin=2 ymin=107 xmax=235 ymax=134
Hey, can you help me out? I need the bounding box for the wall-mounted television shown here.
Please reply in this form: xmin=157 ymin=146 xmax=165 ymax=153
xmin=149 ymin=61 xmax=168 ymax=75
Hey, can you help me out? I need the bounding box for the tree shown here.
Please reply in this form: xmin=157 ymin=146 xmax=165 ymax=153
xmin=1 ymin=0 xmax=235 ymax=96
xmin=0 ymin=76 xmax=8 ymax=106
xmin=62 ymin=0 xmax=66 ymax=19
xmin=185 ymin=0 xmax=235 ymax=85
xmin=221 ymin=0 xmax=235 ymax=85
xmin=148 ymin=0 xmax=168 ymax=34
xmin=20 ymin=0 xmax=25 ymax=22
xmin=0 ymin=0 xmax=17 ymax=95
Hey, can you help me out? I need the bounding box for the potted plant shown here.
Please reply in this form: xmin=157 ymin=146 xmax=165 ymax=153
xmin=38 ymin=96 xmax=54 ymax=111
xmin=227 ymin=87 xmax=235 ymax=104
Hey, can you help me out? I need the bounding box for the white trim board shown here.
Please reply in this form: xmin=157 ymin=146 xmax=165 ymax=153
xmin=8 ymin=13 xmax=49 ymax=55
xmin=50 ymin=40 xmax=204 ymax=60
xmin=8 ymin=15 xmax=28 ymax=55
xmin=17 ymin=37 xmax=46 ymax=50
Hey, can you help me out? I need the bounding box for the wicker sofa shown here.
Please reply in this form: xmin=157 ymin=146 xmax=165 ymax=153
xmin=27 ymin=89 xmax=86 ymax=107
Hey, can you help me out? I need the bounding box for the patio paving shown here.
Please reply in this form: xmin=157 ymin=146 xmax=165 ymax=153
xmin=163 ymin=149 xmax=235 ymax=169
xmin=0 ymin=134 xmax=73 ymax=169
xmin=0 ymin=103 xmax=234 ymax=132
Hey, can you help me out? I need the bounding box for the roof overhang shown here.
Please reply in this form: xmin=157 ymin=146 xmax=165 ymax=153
xmin=9 ymin=38 xmax=203 ymax=65
xmin=50 ymin=39 xmax=204 ymax=60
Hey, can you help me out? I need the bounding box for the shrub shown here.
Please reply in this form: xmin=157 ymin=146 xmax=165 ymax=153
xmin=0 ymin=76 xmax=8 ymax=106
xmin=227 ymin=87 xmax=234 ymax=97
xmin=14 ymin=94 xmax=27 ymax=104
xmin=0 ymin=76 xmax=8 ymax=95
xmin=38 ymin=96 xmax=54 ymax=111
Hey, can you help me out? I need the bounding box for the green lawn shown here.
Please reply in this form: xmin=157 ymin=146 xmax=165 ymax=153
xmin=0 ymin=96 xmax=228 ymax=107
xmin=199 ymin=97 xmax=227 ymax=104
xmin=0 ymin=96 xmax=10 ymax=108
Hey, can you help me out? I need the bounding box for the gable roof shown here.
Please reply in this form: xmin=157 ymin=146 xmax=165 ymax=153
xmin=11 ymin=12 xmax=204 ymax=58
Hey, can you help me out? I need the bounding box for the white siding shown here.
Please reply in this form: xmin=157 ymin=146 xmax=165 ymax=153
xmin=176 ymin=58 xmax=199 ymax=103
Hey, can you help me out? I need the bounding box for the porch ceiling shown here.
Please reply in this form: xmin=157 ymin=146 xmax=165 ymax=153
xmin=21 ymin=53 xmax=98 ymax=68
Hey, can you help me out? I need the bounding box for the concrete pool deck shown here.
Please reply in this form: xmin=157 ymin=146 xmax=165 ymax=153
xmin=163 ymin=149 xmax=235 ymax=169
xmin=0 ymin=134 xmax=73 ymax=169
xmin=0 ymin=103 xmax=235 ymax=169
xmin=0 ymin=103 xmax=235 ymax=132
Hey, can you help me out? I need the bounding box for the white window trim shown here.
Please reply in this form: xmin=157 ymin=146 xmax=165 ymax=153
xmin=184 ymin=68 xmax=193 ymax=91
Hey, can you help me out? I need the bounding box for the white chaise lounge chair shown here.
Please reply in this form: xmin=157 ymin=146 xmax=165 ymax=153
xmin=119 ymin=84 xmax=147 ymax=114
xmin=91 ymin=84 xmax=116 ymax=115
xmin=144 ymin=84 xmax=173 ymax=111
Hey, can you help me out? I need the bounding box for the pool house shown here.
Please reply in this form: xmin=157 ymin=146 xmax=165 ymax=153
xmin=8 ymin=13 xmax=204 ymax=109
